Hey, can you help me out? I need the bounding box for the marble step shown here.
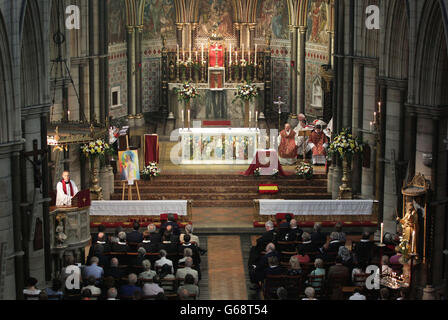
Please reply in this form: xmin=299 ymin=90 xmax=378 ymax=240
xmin=110 ymin=192 xmax=332 ymax=201
xmin=114 ymin=174 xmax=328 ymax=180
xmin=114 ymin=179 xmax=328 ymax=187
xmin=113 ymin=185 xmax=328 ymax=194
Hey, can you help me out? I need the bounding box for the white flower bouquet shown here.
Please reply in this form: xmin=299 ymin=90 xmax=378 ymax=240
xmin=271 ymin=168 xmax=279 ymax=177
xmin=141 ymin=162 xmax=161 ymax=180
xmin=176 ymin=82 xmax=200 ymax=102
xmin=253 ymin=167 xmax=261 ymax=177
xmin=233 ymin=82 xmax=259 ymax=102
xmin=296 ymin=162 xmax=314 ymax=179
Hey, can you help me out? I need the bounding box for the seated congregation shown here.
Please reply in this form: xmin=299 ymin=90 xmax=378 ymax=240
xmin=23 ymin=215 xmax=204 ymax=300
xmin=248 ymin=215 xmax=409 ymax=300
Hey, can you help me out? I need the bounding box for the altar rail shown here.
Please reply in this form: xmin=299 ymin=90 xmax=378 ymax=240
xmin=89 ymin=200 xmax=193 ymax=227
xmin=253 ymin=199 xmax=379 ymax=228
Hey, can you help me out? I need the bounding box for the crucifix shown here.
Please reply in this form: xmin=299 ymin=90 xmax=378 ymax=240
xmin=273 ymin=96 xmax=286 ymax=131
xmin=23 ymin=139 xmax=48 ymax=189
xmin=211 ymin=43 xmax=222 ymax=68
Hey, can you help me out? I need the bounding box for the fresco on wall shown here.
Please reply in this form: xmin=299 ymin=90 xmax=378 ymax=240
xmin=109 ymin=0 xmax=127 ymax=44
xmin=143 ymin=0 xmax=176 ymax=40
xmin=257 ymin=0 xmax=289 ymax=39
xmin=306 ymin=0 xmax=329 ymax=44
xmin=197 ymin=0 xmax=233 ymax=37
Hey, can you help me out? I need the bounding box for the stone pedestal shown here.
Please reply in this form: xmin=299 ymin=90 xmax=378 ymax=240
xmin=99 ymin=166 xmax=113 ymax=200
xmin=134 ymin=114 xmax=145 ymax=127
xmin=422 ymin=285 xmax=437 ymax=300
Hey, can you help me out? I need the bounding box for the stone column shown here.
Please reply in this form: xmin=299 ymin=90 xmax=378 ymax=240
xmin=135 ymin=25 xmax=145 ymax=127
xmin=298 ymin=26 xmax=307 ymax=115
xmin=289 ymin=25 xmax=298 ymax=115
xmin=176 ymin=23 xmax=183 ymax=51
xmin=88 ymin=0 xmax=95 ymax=123
xmin=235 ymin=23 xmax=241 ymax=48
xmin=78 ymin=64 xmax=85 ymax=122
xmin=127 ymin=26 xmax=136 ymax=126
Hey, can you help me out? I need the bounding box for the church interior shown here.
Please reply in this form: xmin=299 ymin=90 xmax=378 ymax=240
xmin=0 ymin=0 xmax=447 ymax=301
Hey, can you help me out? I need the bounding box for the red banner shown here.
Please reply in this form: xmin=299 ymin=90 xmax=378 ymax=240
xmin=209 ymin=44 xmax=224 ymax=67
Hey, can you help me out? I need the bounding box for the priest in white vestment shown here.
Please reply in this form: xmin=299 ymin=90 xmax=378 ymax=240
xmin=56 ymin=170 xmax=79 ymax=206
xmin=293 ymin=113 xmax=313 ymax=157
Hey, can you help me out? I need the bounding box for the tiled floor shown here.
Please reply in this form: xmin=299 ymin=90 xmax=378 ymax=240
xmin=207 ymin=236 xmax=248 ymax=300
xmin=193 ymin=207 xmax=254 ymax=228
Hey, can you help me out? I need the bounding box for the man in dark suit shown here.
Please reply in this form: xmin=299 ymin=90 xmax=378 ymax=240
xmin=178 ymin=234 xmax=201 ymax=267
xmin=327 ymin=256 xmax=350 ymax=300
xmin=354 ymin=232 xmax=374 ymax=265
xmin=111 ymin=232 xmax=129 ymax=252
xmin=104 ymin=257 xmax=124 ymax=280
xmin=263 ymin=256 xmax=286 ymax=279
xmin=160 ymin=214 xmax=180 ymax=236
xmin=285 ymin=219 xmax=303 ymax=242
xmin=159 ymin=231 xmax=178 ymax=255
xmin=297 ymin=232 xmax=317 ymax=254
xmin=277 ymin=214 xmax=293 ymax=241
xmin=321 ymin=232 xmax=344 ymax=262
xmin=147 ymin=224 xmax=161 ymax=244
xmin=88 ymin=232 xmax=111 ymax=259
xmin=138 ymin=230 xmax=160 ymax=253
xmin=91 ymin=224 xmax=107 ymax=244
xmin=256 ymin=221 xmax=277 ymax=253
xmin=251 ymin=243 xmax=280 ymax=288
xmin=311 ymin=222 xmax=327 ymax=248
xmin=126 ymin=222 xmax=143 ymax=244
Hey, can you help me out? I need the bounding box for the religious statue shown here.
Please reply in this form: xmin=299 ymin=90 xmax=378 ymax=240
xmin=277 ymin=123 xmax=299 ymax=165
xmin=398 ymin=200 xmax=419 ymax=256
xmin=169 ymin=60 xmax=175 ymax=81
xmin=55 ymin=216 xmax=67 ymax=247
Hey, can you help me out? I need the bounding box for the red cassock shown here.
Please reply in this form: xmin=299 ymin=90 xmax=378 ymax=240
xmin=209 ymin=44 xmax=224 ymax=67
xmin=309 ymin=130 xmax=328 ymax=156
xmin=278 ymin=130 xmax=298 ymax=159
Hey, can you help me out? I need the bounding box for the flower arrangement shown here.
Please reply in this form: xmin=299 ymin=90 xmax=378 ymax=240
xmin=80 ymin=139 xmax=111 ymax=158
xmin=329 ymin=128 xmax=364 ymax=159
xmin=141 ymin=162 xmax=161 ymax=180
xmin=253 ymin=168 xmax=261 ymax=177
xmin=175 ymin=82 xmax=200 ymax=102
xmin=240 ymin=59 xmax=247 ymax=67
xmin=271 ymin=168 xmax=279 ymax=177
xmin=296 ymin=162 xmax=314 ymax=179
xmin=396 ymin=236 xmax=410 ymax=263
xmin=233 ymin=82 xmax=259 ymax=102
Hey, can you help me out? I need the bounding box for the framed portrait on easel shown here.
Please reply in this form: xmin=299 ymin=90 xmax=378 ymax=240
xmin=119 ymin=150 xmax=141 ymax=182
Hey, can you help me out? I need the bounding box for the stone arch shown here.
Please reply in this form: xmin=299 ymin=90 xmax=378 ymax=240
xmin=0 ymin=10 xmax=13 ymax=143
xmin=414 ymin=0 xmax=448 ymax=106
xmin=20 ymin=0 xmax=46 ymax=108
xmin=381 ymin=0 xmax=409 ymax=79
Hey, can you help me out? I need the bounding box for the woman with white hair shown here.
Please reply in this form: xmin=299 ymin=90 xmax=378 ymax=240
xmin=302 ymin=287 xmax=317 ymax=300
xmin=288 ymin=256 xmax=302 ymax=276
xmin=139 ymin=260 xmax=156 ymax=280
xmin=307 ymin=258 xmax=325 ymax=292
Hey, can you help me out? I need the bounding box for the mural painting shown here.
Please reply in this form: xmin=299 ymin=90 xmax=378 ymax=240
xmin=143 ymin=0 xmax=176 ymax=40
xmin=257 ymin=0 xmax=289 ymax=39
xmin=306 ymin=0 xmax=329 ymax=44
xmin=197 ymin=0 xmax=234 ymax=37
xmin=109 ymin=0 xmax=126 ymax=44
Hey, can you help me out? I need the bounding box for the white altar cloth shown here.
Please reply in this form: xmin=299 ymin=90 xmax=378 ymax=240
xmin=90 ymin=200 xmax=188 ymax=216
xmin=258 ymin=200 xmax=375 ymax=216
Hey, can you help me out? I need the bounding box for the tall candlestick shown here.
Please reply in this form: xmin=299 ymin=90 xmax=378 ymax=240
xmin=249 ymin=111 xmax=252 ymax=127
xmin=187 ymin=109 xmax=191 ymax=129
xmin=256 ymin=111 xmax=258 ymax=127
xmin=370 ymin=121 xmax=373 ymax=132
xmin=189 ymin=43 xmax=192 ymax=60
xmin=248 ymin=50 xmax=251 ymax=64
xmin=235 ymin=50 xmax=238 ymax=63
xmin=242 ymin=44 xmax=244 ymax=61
xmin=195 ymin=50 xmax=198 ymax=62
xmin=177 ymin=44 xmax=179 ymax=62
xmin=380 ymin=222 xmax=384 ymax=244
xmin=182 ymin=47 xmax=185 ymax=62
xmin=378 ymin=102 xmax=381 ymax=113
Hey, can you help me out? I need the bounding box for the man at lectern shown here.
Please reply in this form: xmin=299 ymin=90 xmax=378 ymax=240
xmin=56 ymin=170 xmax=79 ymax=206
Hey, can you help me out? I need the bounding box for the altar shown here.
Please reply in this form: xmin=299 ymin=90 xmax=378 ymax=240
xmin=179 ymin=127 xmax=260 ymax=164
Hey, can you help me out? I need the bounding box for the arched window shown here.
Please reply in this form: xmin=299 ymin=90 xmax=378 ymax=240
xmin=311 ymin=77 xmax=323 ymax=109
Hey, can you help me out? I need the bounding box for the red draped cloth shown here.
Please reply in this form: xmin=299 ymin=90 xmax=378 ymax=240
xmin=144 ymin=134 xmax=159 ymax=165
xmin=241 ymin=150 xmax=289 ymax=176
xmin=209 ymin=44 xmax=224 ymax=67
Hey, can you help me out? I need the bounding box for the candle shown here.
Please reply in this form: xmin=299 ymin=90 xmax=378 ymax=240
xmin=411 ymin=230 xmax=416 ymax=252
xmin=255 ymin=44 xmax=258 ymax=65
xmin=235 ymin=50 xmax=238 ymax=63
xmin=189 ymin=43 xmax=192 ymax=60
xmin=248 ymin=50 xmax=251 ymax=64
xmin=249 ymin=111 xmax=252 ymax=127
xmin=370 ymin=121 xmax=373 ymax=131
xmin=380 ymin=222 xmax=384 ymax=244
xmin=187 ymin=109 xmax=191 ymax=128
xmin=229 ymin=43 xmax=232 ymax=65
xmin=201 ymin=44 xmax=204 ymax=63
xmin=182 ymin=47 xmax=185 ymax=62
xmin=378 ymin=102 xmax=381 ymax=113
xmin=195 ymin=50 xmax=198 ymax=62
xmin=256 ymin=111 xmax=258 ymax=127
xmin=181 ymin=109 xmax=184 ymax=127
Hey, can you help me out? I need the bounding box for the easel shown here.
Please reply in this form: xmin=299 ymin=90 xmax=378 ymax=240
xmin=121 ymin=135 xmax=141 ymax=201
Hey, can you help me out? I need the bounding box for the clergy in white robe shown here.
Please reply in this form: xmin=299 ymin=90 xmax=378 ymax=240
xmin=56 ymin=171 xmax=79 ymax=206
xmin=293 ymin=114 xmax=313 ymax=157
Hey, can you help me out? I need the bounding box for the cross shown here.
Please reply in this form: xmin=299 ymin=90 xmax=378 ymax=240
xmin=23 ymin=139 xmax=48 ymax=189
xmin=273 ymin=97 xmax=286 ymax=131
xmin=211 ymin=43 xmax=222 ymax=68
